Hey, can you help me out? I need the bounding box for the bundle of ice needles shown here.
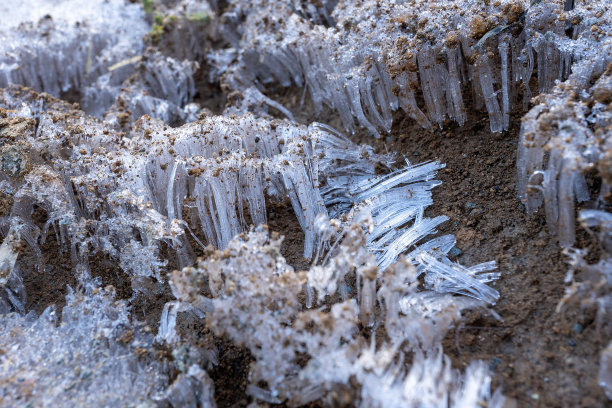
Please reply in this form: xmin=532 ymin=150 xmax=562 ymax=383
xmin=0 ymin=0 xmax=610 ymax=406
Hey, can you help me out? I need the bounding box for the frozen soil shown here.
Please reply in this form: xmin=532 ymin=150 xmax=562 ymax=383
xmin=16 ymin=91 xmax=608 ymax=407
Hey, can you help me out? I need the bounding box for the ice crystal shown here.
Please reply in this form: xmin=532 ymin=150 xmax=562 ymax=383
xmin=0 ymin=0 xmax=608 ymax=404
xmin=0 ymin=0 xmax=148 ymax=105
xmin=0 ymin=271 xmax=215 ymax=407
xmin=0 ymin=83 xmax=498 ymax=312
xmin=517 ymin=53 xmax=611 ymax=246
xmin=513 ymin=6 xmax=611 ymax=394
xmin=216 ymin=0 xmax=598 ymax=134
xmin=163 ymin=226 xmax=502 ymax=406
xmin=0 ymin=0 xmax=213 ymax=124
xmin=0 ymin=87 xmax=331 ymax=306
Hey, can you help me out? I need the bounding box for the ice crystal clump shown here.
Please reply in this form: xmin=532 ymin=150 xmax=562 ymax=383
xmin=513 ymin=4 xmax=612 ymax=396
xmin=0 ymin=0 xmax=609 ymax=404
xmin=162 ymin=225 xmax=503 ymax=407
xmin=216 ymin=0 xmax=597 ymax=134
xmin=531 ymin=63 xmax=612 ymax=400
xmin=518 ymin=49 xmax=612 ymax=246
xmin=516 ymin=0 xmax=611 ymax=249
xmin=0 ymin=81 xmax=502 ymax=405
xmin=87 ymin=50 xmax=200 ymax=124
xmin=0 ymin=270 xmax=215 ymax=407
xmin=0 ymin=83 xmax=498 ymax=315
xmin=310 ymin=125 xmax=500 ymax=296
xmin=0 ymin=86 xmax=328 ymax=307
xmin=0 ymin=0 xmax=215 ymax=124
xmin=0 ymin=0 xmax=148 ymax=104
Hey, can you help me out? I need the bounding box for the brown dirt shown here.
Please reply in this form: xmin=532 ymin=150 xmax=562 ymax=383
xmin=193 ymin=63 xmax=228 ymax=116
xmin=267 ymin=199 xmax=311 ymax=272
xmin=21 ymin=231 xmax=75 ymax=315
xmin=209 ymin=337 xmax=254 ymax=408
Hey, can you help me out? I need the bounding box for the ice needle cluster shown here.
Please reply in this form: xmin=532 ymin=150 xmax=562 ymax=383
xmin=0 ymin=81 xmax=500 ymax=405
xmin=512 ymin=2 xmax=612 ymax=399
xmin=0 ymin=270 xmax=215 ymax=407
xmin=163 ymin=225 xmax=504 ymax=406
xmin=215 ymin=0 xmax=603 ymax=135
xmin=0 ymin=0 xmax=609 ymax=406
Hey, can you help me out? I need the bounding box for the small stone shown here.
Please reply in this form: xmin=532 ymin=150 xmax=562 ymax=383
xmin=534 ymin=239 xmax=547 ymax=247
xmin=489 ymin=218 xmax=502 ymax=232
xmin=0 ymin=143 xmax=29 ymax=178
xmin=489 ymin=357 xmax=501 ymax=371
xmin=449 ymin=246 xmax=463 ymax=257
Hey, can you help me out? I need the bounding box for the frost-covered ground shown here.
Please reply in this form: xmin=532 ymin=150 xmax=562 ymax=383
xmin=0 ymin=0 xmax=610 ymax=407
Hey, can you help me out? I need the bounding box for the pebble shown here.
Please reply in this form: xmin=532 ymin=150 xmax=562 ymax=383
xmin=489 ymin=357 xmax=501 ymax=371
xmin=572 ymin=323 xmax=584 ymax=334
xmin=449 ymin=246 xmax=463 ymax=257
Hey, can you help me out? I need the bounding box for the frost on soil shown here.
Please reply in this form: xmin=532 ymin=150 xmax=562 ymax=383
xmin=0 ymin=0 xmax=610 ymax=406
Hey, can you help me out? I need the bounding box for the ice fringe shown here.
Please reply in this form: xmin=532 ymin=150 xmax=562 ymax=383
xmin=0 ymin=0 xmax=148 ymax=108
xmin=0 ymin=269 xmax=216 ymax=407
xmin=517 ymin=45 xmax=612 ymax=247
xmin=511 ymin=1 xmax=612 ymax=247
xmin=0 ymin=0 xmax=212 ymax=125
xmin=511 ymin=6 xmax=612 ymax=399
xmin=0 ymin=86 xmax=499 ymax=315
xmin=90 ymin=49 xmax=201 ymax=125
xmin=0 ymin=88 xmax=325 ymax=305
xmin=313 ymin=124 xmax=492 ymax=272
xmin=163 ymin=225 xmax=504 ymax=407
xmin=214 ymin=0 xmax=590 ymax=134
